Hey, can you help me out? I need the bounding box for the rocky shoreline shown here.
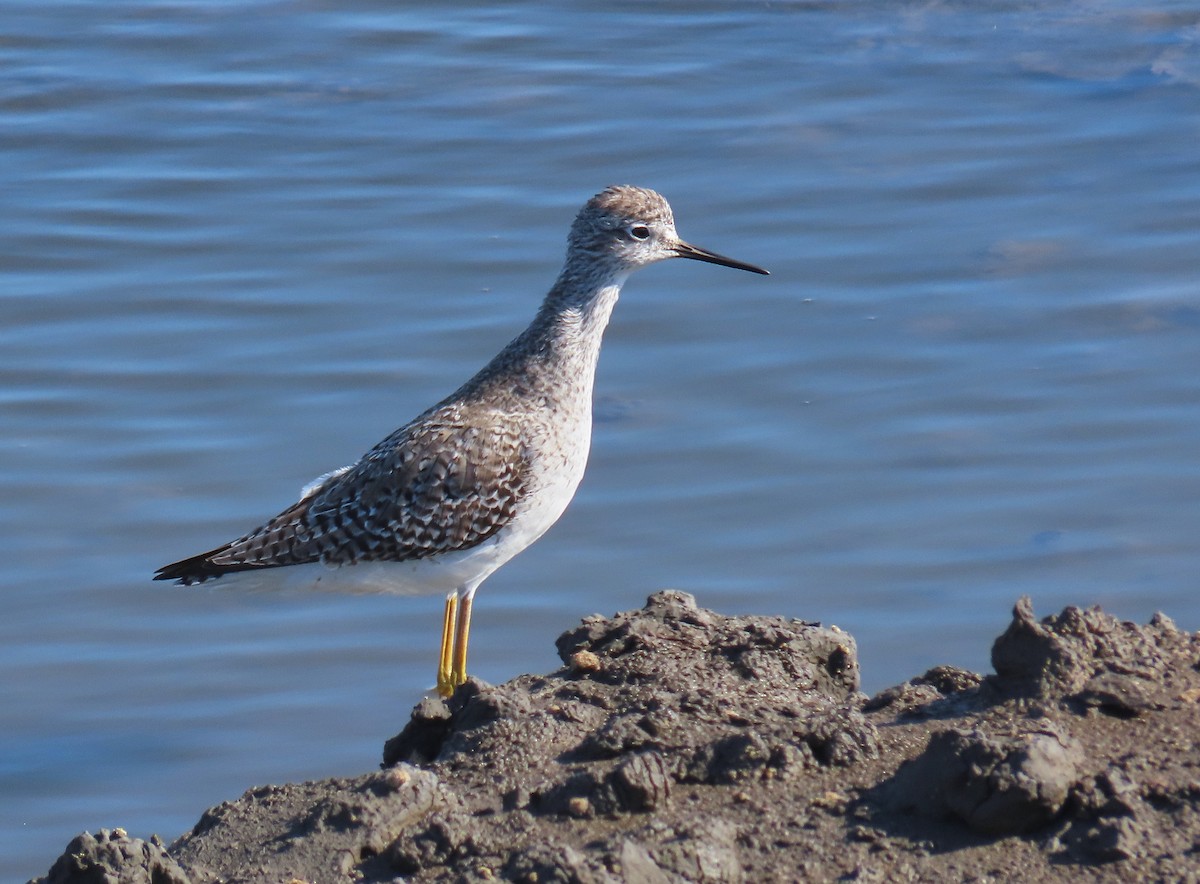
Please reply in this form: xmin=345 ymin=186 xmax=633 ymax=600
xmin=32 ymin=591 xmax=1200 ymax=883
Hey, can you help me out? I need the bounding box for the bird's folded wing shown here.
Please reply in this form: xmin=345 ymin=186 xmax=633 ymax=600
xmin=154 ymin=411 xmax=532 ymax=583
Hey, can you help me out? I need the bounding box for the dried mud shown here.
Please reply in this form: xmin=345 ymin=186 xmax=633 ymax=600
xmin=31 ymin=591 xmax=1200 ymax=883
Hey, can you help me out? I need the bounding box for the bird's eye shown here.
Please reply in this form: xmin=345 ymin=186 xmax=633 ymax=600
xmin=628 ymin=225 xmax=651 ymax=241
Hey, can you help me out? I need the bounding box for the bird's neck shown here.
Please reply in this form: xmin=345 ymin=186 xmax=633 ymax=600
xmin=528 ymin=265 xmax=629 ymax=376
xmin=453 ymin=266 xmax=629 ymax=416
xmin=538 ymin=268 xmax=628 ymax=341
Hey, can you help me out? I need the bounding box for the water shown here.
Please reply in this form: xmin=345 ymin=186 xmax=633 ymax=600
xmin=4 ymin=0 xmax=1199 ymax=877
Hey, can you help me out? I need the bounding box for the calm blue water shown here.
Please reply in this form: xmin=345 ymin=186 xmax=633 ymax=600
xmin=4 ymin=1 xmax=1199 ymax=878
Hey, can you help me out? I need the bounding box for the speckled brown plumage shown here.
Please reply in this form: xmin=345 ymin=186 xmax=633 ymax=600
xmin=154 ymin=404 xmax=534 ymax=584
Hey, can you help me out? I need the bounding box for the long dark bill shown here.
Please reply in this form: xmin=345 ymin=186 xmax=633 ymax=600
xmin=675 ymin=241 xmax=769 ymax=275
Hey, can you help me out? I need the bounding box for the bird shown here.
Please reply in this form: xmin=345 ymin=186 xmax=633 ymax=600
xmin=155 ymin=185 xmax=769 ymax=697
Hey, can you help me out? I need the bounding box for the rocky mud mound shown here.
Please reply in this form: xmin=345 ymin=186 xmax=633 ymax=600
xmin=32 ymin=591 xmax=1200 ymax=883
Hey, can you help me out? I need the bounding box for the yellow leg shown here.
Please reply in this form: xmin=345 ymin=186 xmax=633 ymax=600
xmin=451 ymin=592 xmax=473 ymax=691
xmin=437 ymin=593 xmax=457 ymax=697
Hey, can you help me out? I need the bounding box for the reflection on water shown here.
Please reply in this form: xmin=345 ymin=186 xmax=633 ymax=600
xmin=4 ymin=1 xmax=1199 ymax=878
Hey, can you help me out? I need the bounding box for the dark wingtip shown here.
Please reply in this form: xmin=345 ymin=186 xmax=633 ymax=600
xmin=154 ymin=547 xmax=240 ymax=585
xmin=153 ymin=557 xmax=210 ymax=585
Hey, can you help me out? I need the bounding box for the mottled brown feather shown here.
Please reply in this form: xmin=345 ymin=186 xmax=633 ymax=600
xmin=154 ymin=404 xmax=532 ymax=584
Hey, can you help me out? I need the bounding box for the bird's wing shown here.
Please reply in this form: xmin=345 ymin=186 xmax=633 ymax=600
xmin=154 ymin=408 xmax=532 ymax=584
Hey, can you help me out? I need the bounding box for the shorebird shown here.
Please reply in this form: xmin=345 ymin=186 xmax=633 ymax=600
xmin=155 ymin=185 xmax=768 ymax=697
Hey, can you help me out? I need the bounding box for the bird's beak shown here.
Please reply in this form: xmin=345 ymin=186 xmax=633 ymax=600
xmin=673 ymin=240 xmax=769 ymax=275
